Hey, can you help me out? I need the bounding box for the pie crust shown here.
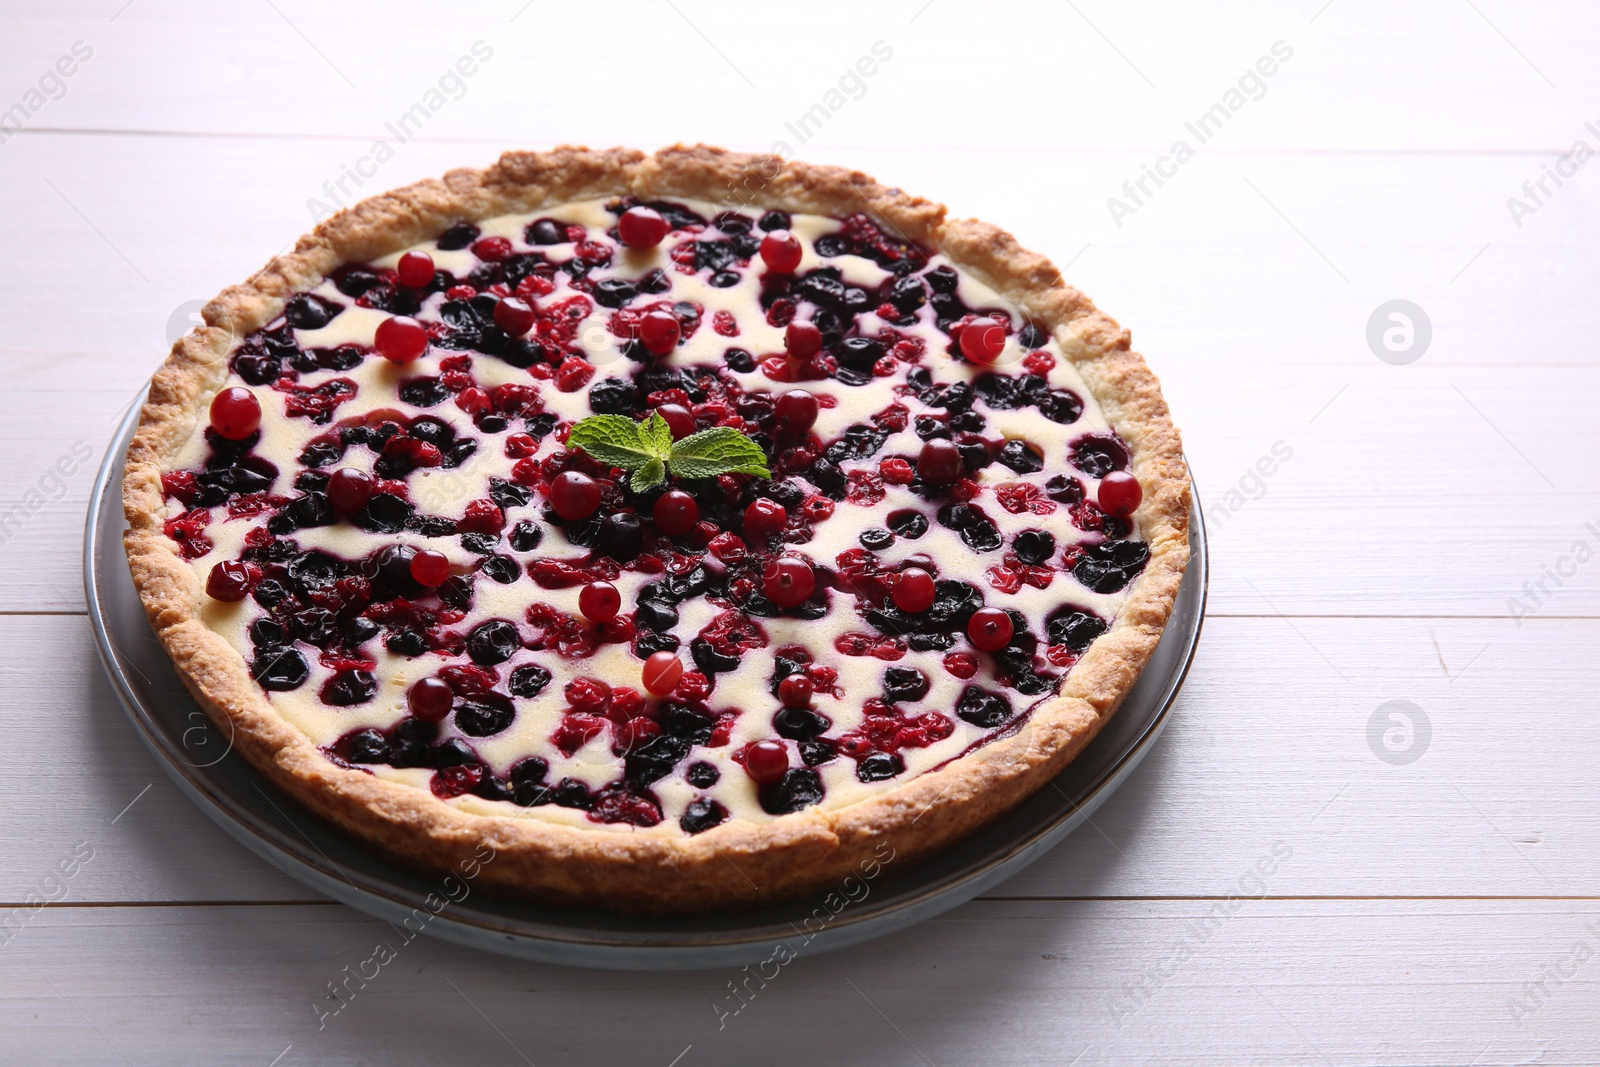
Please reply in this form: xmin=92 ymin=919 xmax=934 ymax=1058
xmin=122 ymin=145 xmax=1190 ymax=912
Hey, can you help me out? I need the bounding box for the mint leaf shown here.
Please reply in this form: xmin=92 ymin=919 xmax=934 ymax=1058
xmin=566 ymin=415 xmax=660 ymax=470
xmin=567 ymin=413 xmax=772 ymax=484
xmin=668 ymin=427 xmax=772 ymax=480
xmin=639 ymin=410 xmax=673 ymax=458
xmin=630 ymin=459 xmax=667 ymax=492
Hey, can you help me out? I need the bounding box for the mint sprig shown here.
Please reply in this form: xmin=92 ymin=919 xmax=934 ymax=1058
xmin=567 ymin=411 xmax=771 ymax=493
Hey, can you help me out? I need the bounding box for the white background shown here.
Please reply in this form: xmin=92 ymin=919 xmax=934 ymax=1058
xmin=2 ymin=1 xmax=1598 ymax=1063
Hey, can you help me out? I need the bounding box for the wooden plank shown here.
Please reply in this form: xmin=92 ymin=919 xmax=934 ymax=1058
xmin=1 ymin=899 xmax=1594 ymax=1065
xmin=3 ymin=0 xmax=1596 ymax=150
xmin=5 ymin=614 xmax=1596 ymax=905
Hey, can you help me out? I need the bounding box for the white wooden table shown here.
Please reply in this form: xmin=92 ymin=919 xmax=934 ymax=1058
xmin=3 ymin=1 xmax=1597 ymax=1062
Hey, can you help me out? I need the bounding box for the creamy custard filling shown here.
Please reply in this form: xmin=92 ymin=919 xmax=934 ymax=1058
xmin=160 ymin=197 xmax=1148 ymax=835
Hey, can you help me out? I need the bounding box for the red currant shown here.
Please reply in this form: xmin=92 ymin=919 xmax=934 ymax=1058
xmin=375 ymin=316 xmax=429 ymax=364
xmin=743 ymin=498 xmax=787 ymax=540
xmin=892 ymin=567 xmax=936 ymax=613
xmin=408 ymin=677 xmax=454 ymax=723
xmin=205 ymin=559 xmax=258 ymax=602
xmin=579 ymin=581 xmax=621 ymax=622
xmin=917 ymin=438 xmax=963 ymax=484
xmin=639 ymin=310 xmax=681 ymax=356
xmin=471 ymin=236 xmax=513 ymax=262
xmin=549 ymin=471 xmax=601 ymax=521
xmin=325 ymin=467 xmax=375 ymax=517
xmin=785 ymin=320 xmax=822 ymax=359
xmin=760 ymin=230 xmax=803 ymax=273
xmin=209 ymin=387 xmax=261 ymax=441
xmin=409 ymin=549 xmax=450 ymax=587
xmin=618 ymin=206 xmax=670 ymax=249
xmin=778 ymin=673 xmax=814 ymax=708
xmin=968 ymin=607 xmax=1014 ymax=651
xmin=396 ymin=251 xmax=435 ymax=288
xmin=774 ymin=388 xmax=819 ymax=433
xmin=1098 ymin=470 xmax=1143 ymax=517
xmin=493 ymin=296 xmax=536 ymax=337
xmin=641 ymin=651 xmax=684 ymax=697
xmin=960 ymin=318 xmax=1007 ymax=364
xmin=762 ymin=556 xmax=815 ymax=608
xmin=652 ymin=490 xmax=699 ymax=537
xmin=943 ymin=651 xmax=979 ymax=679
xmin=655 ymin=403 xmax=696 ymax=440
xmin=743 ymin=740 xmax=789 ymax=785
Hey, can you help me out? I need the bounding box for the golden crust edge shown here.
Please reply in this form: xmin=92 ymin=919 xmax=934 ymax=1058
xmin=121 ymin=144 xmax=1191 ymax=912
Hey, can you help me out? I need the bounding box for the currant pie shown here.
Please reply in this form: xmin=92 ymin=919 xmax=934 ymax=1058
xmin=124 ymin=145 xmax=1190 ymax=911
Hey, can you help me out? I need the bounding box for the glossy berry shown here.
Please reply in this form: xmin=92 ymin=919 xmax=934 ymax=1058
xmin=209 ymin=387 xmax=261 ymax=441
xmin=774 ymin=388 xmax=819 ymax=433
xmin=618 ymin=206 xmax=671 ymax=249
xmin=408 ymin=677 xmax=454 ymax=723
xmin=493 ymin=296 xmax=536 ymax=337
xmin=205 ymin=559 xmax=257 ymax=602
xmin=639 ymin=310 xmax=681 ymax=356
xmin=655 ymin=403 xmax=696 ymax=440
xmin=892 ymin=567 xmax=936 ymax=613
xmin=652 ymin=490 xmax=699 ymax=537
xmin=743 ymin=740 xmax=789 ymax=785
xmin=1098 ymin=470 xmax=1143 ymax=517
xmin=326 ymin=467 xmax=376 ymax=517
xmin=375 ymin=316 xmax=429 ymax=364
xmin=785 ymin=321 xmax=822 ymax=359
xmin=968 ymin=607 xmax=1014 ymax=652
xmin=743 ymin=498 xmax=787 ymax=540
xmin=641 ymin=651 xmax=684 ymax=696
xmin=759 ymin=230 xmax=803 ymax=273
xmin=778 ymin=673 xmax=814 ymax=709
xmin=396 ymin=251 xmax=435 ymax=288
xmin=918 ymin=438 xmax=963 ymax=484
xmin=578 ymin=581 xmax=621 ymax=622
xmin=960 ymin=318 xmax=1007 ymax=364
xmin=409 ymin=549 xmax=450 ymax=587
xmin=762 ymin=556 xmax=815 ymax=608
xmin=549 ymin=471 xmax=601 ymax=521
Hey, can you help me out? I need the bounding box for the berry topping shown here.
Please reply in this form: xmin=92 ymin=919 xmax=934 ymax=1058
xmin=774 ymin=388 xmax=819 ymax=433
xmin=655 ymin=403 xmax=697 ymax=440
xmin=917 ymin=438 xmax=963 ymax=484
xmin=743 ymin=740 xmax=789 ymax=785
xmin=375 ymin=316 xmax=429 ymax=364
xmin=618 ymin=206 xmax=671 ymax=249
xmin=960 ymin=318 xmax=1007 ymax=364
xmin=743 ymin=498 xmax=787 ymax=541
xmin=785 ymin=321 xmax=822 ymax=359
xmin=209 ymin=387 xmax=261 ymax=441
xmin=396 ymin=251 xmax=435 ymax=288
xmin=778 ymin=673 xmax=814 ymax=708
xmin=652 ymin=490 xmax=700 ymax=537
xmin=641 ymin=651 xmax=685 ymax=696
xmin=639 ymin=310 xmax=681 ymax=356
xmin=759 ymin=230 xmax=803 ymax=273
xmin=1097 ymin=470 xmax=1143 ymax=517
xmin=892 ymin=567 xmax=936 ymax=613
xmin=493 ymin=296 xmax=536 ymax=337
xmin=579 ymin=581 xmax=621 ymax=622
xmin=762 ymin=556 xmax=816 ymax=609
xmin=408 ymin=677 xmax=455 ymax=723
xmin=549 ymin=471 xmax=601 ymax=521
xmin=326 ymin=468 xmax=376 ymax=517
xmin=205 ymin=559 xmax=258 ymax=602
xmin=409 ymin=549 xmax=450 ymax=588
xmin=967 ymin=608 xmax=1014 ymax=652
